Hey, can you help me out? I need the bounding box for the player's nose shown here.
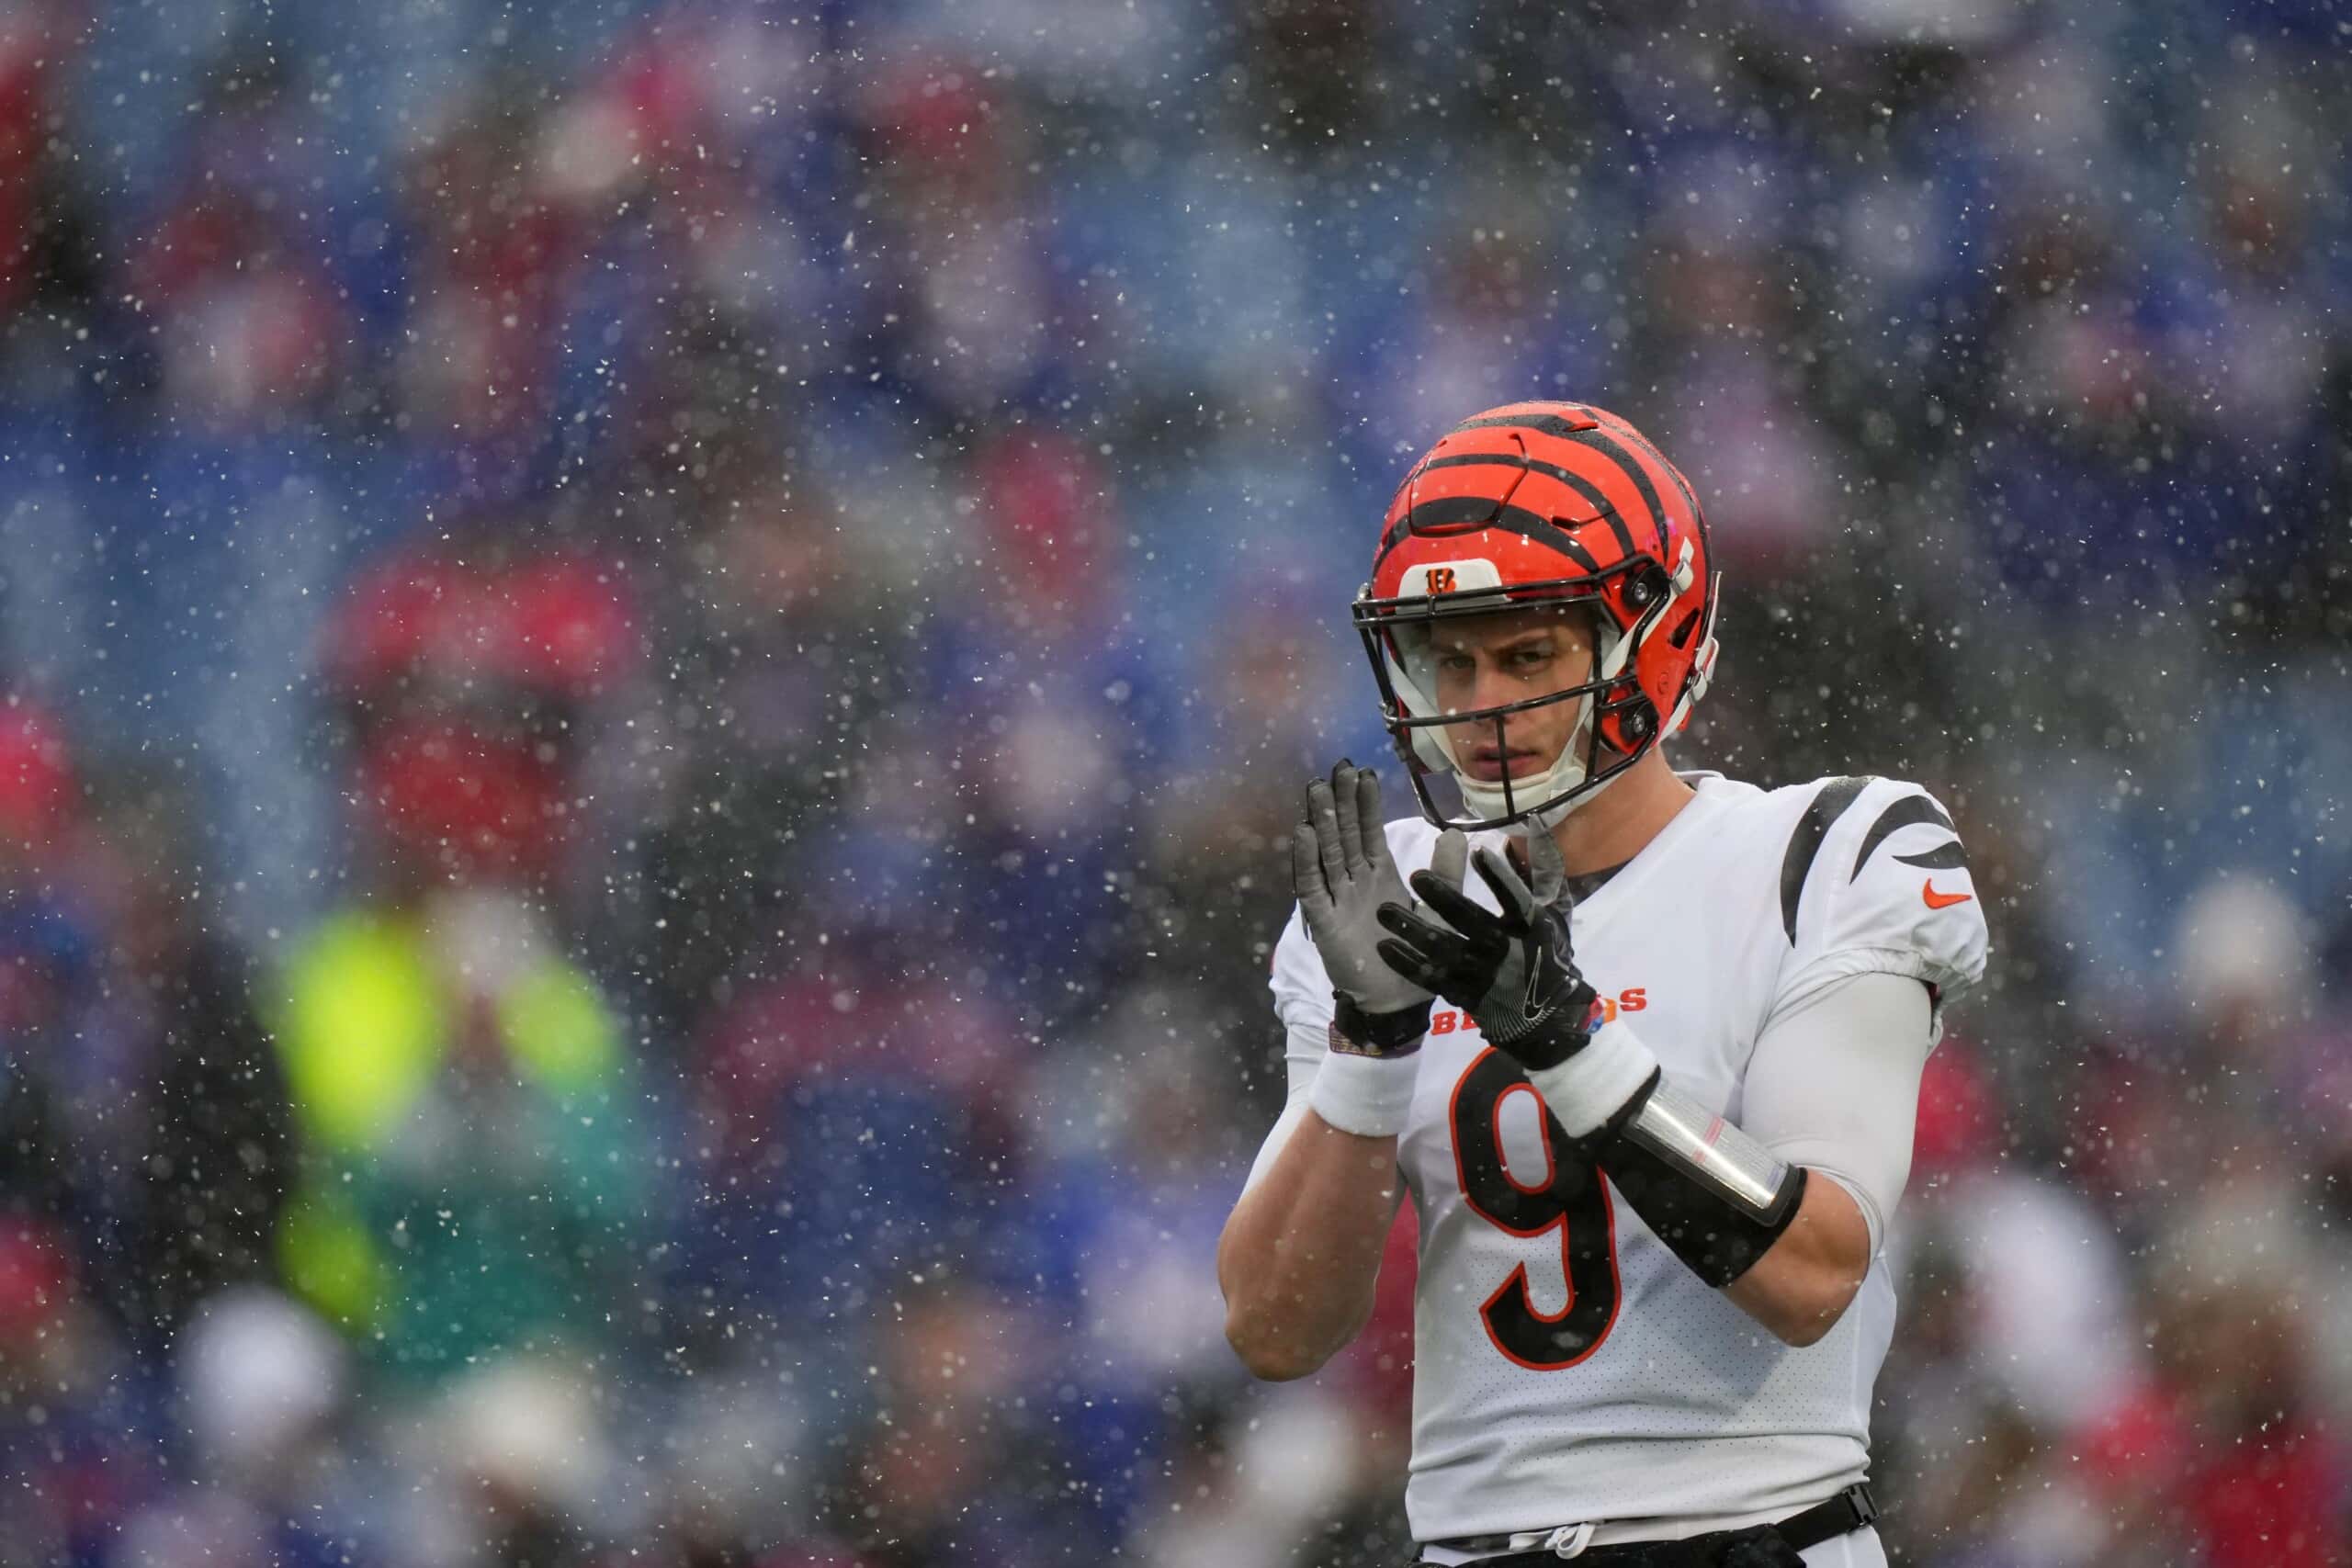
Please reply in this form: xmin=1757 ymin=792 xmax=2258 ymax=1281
xmin=1467 ymin=660 xmax=1521 ymax=714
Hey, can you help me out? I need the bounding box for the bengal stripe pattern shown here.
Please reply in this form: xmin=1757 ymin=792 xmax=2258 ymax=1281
xmin=1850 ymin=795 xmax=1960 ymax=881
xmin=1416 ymin=452 xmax=1623 ymax=536
xmin=1780 ymin=775 xmax=1873 ymax=942
xmin=1395 ymin=495 xmax=1602 ymax=573
xmin=1555 ymin=425 xmax=1662 ymax=561
xmin=1452 ymin=410 xmax=1598 ymax=440
xmin=1588 ymin=406 xmax=1712 ymax=558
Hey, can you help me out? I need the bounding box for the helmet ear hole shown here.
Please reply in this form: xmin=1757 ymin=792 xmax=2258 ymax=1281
xmin=1667 ymin=608 xmax=1701 ymax=649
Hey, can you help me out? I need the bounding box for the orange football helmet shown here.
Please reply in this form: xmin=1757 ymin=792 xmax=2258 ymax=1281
xmin=1353 ymin=400 xmax=1721 ymax=828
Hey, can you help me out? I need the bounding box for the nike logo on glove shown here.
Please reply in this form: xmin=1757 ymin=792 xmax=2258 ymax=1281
xmin=1922 ymin=879 xmax=1973 ymax=909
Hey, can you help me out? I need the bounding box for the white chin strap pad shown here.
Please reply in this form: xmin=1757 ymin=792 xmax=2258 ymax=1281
xmin=1453 ymin=744 xmax=1588 ymax=823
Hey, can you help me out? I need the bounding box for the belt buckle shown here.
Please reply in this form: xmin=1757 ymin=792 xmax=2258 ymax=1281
xmin=1847 ymin=1482 xmax=1880 ymax=1527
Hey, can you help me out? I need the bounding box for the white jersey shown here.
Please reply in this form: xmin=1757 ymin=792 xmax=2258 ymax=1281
xmin=1265 ymin=773 xmax=1989 ymax=1546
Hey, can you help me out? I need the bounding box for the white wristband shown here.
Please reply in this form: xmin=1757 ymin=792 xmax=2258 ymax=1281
xmin=1522 ymin=1020 xmax=1660 ymax=1139
xmin=1307 ymin=1050 xmax=1422 ymax=1138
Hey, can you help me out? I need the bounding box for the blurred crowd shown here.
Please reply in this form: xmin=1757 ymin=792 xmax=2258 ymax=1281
xmin=0 ymin=0 xmax=2346 ymax=1564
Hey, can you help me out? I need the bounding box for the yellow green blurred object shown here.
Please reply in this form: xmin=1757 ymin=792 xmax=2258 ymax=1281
xmin=269 ymin=908 xmax=636 ymax=1373
xmin=275 ymin=911 xmax=619 ymax=1151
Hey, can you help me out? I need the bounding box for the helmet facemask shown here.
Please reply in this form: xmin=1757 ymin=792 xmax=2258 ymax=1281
xmin=1355 ymin=559 xmax=1677 ymax=830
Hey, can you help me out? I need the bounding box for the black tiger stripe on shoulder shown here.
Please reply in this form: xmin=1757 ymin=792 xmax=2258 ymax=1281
xmin=1780 ymin=775 xmax=1873 ymax=943
xmin=1850 ymin=794 xmax=1961 ymax=881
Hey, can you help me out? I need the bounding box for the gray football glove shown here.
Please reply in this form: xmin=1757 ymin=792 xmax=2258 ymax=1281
xmin=1292 ymin=761 xmax=1461 ymax=1055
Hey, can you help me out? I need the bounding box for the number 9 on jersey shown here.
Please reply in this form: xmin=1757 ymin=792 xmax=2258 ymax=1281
xmin=1449 ymin=1048 xmax=1623 ymax=1370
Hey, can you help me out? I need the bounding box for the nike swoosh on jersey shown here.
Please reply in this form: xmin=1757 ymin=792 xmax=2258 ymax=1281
xmin=1922 ymin=879 xmax=1973 ymax=909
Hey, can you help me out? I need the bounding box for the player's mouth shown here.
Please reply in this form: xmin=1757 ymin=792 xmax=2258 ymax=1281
xmin=1460 ymin=746 xmax=1543 ymax=783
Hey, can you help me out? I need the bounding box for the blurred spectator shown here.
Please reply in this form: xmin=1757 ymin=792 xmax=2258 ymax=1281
xmin=395 ymin=87 xmax=584 ymax=453
xmin=0 ymin=1220 xmax=155 ymax=1566
xmin=2 ymin=709 xmax=288 ymax=1348
xmin=81 ymin=771 xmax=291 ymax=1341
xmin=123 ymin=1286 xmax=367 ymax=1568
xmin=391 ymin=1356 xmax=621 ymax=1566
xmin=2151 ymin=1190 xmax=2346 ymax=1568
xmin=1026 ymin=990 xmax=1254 ymax=1531
xmin=129 ymin=62 xmax=350 ymax=433
xmin=270 ymin=545 xmax=651 ymax=1382
xmin=1876 ymin=1039 xmax=2143 ymax=1562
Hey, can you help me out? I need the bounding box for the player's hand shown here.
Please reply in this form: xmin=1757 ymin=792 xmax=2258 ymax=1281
xmin=1374 ymin=823 xmax=1600 ymax=1071
xmin=1292 ymin=761 xmax=1446 ymax=1054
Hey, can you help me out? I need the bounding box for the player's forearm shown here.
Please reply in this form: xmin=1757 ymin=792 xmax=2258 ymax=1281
xmin=1587 ymin=1077 xmax=1871 ymax=1342
xmin=1721 ymin=1171 xmax=1871 ymax=1346
xmin=1218 ymin=1110 xmax=1402 ymax=1382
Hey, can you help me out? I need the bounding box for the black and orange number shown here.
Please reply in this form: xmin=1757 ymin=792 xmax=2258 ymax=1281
xmin=1448 ymin=1046 xmax=1621 ymax=1370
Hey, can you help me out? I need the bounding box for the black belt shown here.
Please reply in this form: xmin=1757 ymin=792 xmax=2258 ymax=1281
xmin=1419 ymin=1483 xmax=1879 ymax=1567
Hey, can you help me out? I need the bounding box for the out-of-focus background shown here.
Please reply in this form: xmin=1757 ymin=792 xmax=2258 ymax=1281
xmin=0 ymin=0 xmax=2345 ymax=1563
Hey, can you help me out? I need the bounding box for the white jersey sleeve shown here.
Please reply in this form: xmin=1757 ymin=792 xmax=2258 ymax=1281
xmin=1740 ymin=970 xmax=1936 ymax=1257
xmin=1774 ymin=776 xmax=1990 ymax=1036
xmin=1268 ymin=901 xmax=1334 ymax=1097
xmin=1239 ymin=905 xmax=1336 ymax=1196
xmin=1232 ymin=902 xmax=1326 ymax=1194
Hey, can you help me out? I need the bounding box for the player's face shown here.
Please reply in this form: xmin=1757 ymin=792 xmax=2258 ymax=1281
xmin=1424 ymin=606 xmax=1596 ymax=784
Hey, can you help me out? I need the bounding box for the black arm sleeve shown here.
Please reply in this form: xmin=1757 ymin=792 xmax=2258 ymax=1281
xmin=1595 ymin=1089 xmax=1808 ymax=1289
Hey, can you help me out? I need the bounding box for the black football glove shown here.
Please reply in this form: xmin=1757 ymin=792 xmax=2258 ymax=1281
xmin=1374 ymin=823 xmax=1599 ymax=1072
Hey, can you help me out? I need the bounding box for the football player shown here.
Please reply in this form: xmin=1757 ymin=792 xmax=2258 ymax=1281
xmin=1217 ymin=401 xmax=1988 ymax=1567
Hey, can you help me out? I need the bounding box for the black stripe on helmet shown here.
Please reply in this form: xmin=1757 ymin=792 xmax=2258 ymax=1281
xmin=1561 ymin=427 xmax=1669 ymax=551
xmin=1780 ymin=775 xmax=1873 ymax=943
xmin=1392 ymin=494 xmax=1602 ymax=573
xmin=1416 ymin=452 xmax=1626 ymax=538
xmin=1850 ymin=794 xmax=1960 ymax=881
xmin=1597 ymin=413 xmax=1701 ymax=518
xmin=1467 ymin=434 xmax=1636 ymax=564
xmin=1438 ymin=446 xmax=1635 ymax=560
xmin=1452 ymin=411 xmax=1597 ymax=440
xmin=1589 ymin=484 xmax=1640 ymax=561
xmin=1603 ymin=415 xmax=1713 ymax=562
